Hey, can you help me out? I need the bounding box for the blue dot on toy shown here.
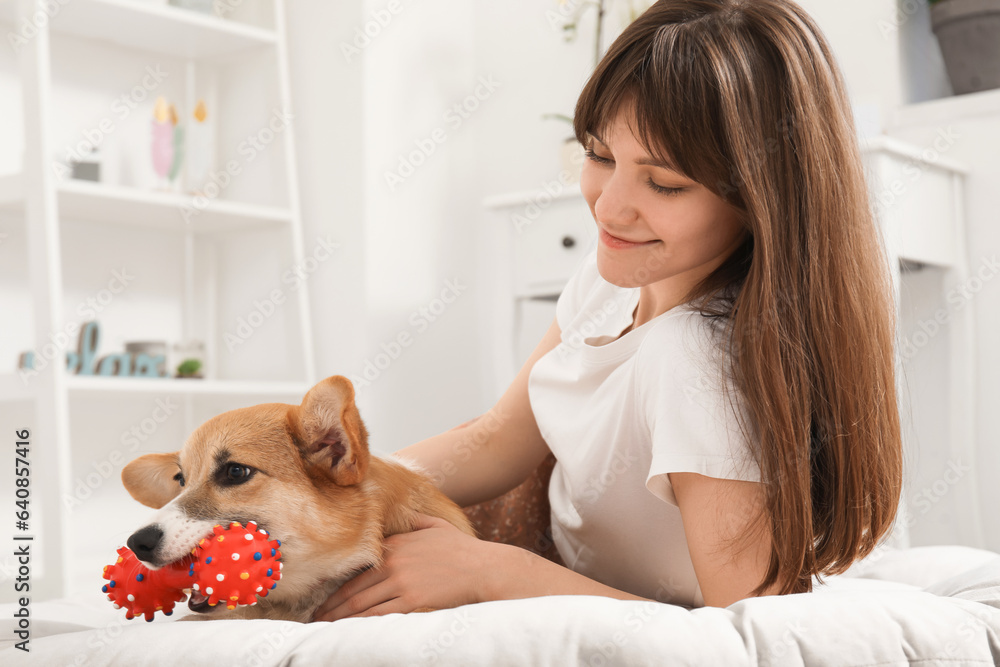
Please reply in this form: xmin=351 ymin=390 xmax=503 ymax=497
xmin=206 ymin=556 xmax=212 ymax=564
xmin=254 ymin=552 xmax=262 ymax=561
xmin=136 ymin=573 xmax=144 ymax=582
xmin=270 ymin=548 xmax=276 ymax=556
xmin=271 ymin=582 xmax=276 ymax=589
xmin=164 ymin=610 xmax=172 ymax=616
xmin=267 ymin=568 xmax=272 ymax=576
xmin=102 ymin=585 xmax=108 ymax=593
xmin=276 ymin=539 xmax=281 ymax=547
xmin=109 ymin=580 xmax=116 ymax=588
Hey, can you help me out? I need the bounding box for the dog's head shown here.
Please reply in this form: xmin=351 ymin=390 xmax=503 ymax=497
xmin=121 ymin=375 xmax=382 ymax=613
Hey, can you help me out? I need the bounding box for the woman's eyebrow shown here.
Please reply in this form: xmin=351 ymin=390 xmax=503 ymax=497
xmin=589 ymin=131 xmax=680 ymax=173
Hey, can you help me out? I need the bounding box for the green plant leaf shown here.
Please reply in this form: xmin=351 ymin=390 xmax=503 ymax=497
xmin=177 ymin=358 xmax=202 ymax=376
xmin=541 ymin=112 xmax=574 ymax=125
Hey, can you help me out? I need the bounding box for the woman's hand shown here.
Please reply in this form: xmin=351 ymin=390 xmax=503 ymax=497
xmin=311 ymin=512 xmax=497 ymax=622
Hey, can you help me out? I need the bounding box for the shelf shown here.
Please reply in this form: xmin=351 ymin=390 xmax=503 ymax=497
xmin=0 ymin=0 xmax=276 ymax=60
xmin=483 ymin=182 xmax=582 ymax=209
xmin=65 ymin=376 xmax=311 ymax=397
xmin=860 ymin=135 xmax=968 ymax=174
xmin=0 ymin=373 xmax=311 ymax=401
xmin=890 ymin=87 xmax=1000 ymax=131
xmin=0 ymin=173 xmax=293 ymax=232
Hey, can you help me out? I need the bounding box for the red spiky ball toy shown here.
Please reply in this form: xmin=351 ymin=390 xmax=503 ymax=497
xmin=101 ymin=521 xmax=282 ymax=621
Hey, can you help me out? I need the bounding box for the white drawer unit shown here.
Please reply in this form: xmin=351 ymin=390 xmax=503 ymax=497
xmin=485 ymin=182 xmax=596 ymax=298
xmin=512 ymin=193 xmax=595 ymax=297
xmin=483 ymin=182 xmax=596 ymax=400
xmin=861 ymin=136 xmax=966 ymax=269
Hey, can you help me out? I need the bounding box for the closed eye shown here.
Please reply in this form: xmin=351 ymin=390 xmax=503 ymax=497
xmin=583 ymin=148 xmax=685 ymax=196
xmin=173 ymin=471 xmax=185 ymax=487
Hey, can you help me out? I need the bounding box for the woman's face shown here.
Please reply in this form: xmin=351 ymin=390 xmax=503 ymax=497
xmin=580 ymin=105 xmax=747 ymax=308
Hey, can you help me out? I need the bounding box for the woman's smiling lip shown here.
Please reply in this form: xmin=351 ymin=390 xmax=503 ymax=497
xmin=599 ymin=226 xmax=659 ymax=249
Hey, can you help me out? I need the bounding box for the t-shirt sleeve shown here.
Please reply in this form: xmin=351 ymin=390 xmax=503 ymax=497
xmin=555 ymin=247 xmax=601 ymax=331
xmin=636 ymin=312 xmax=762 ymax=508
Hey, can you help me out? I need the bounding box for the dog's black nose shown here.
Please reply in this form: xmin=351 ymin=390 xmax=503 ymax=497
xmin=127 ymin=525 xmax=164 ymax=562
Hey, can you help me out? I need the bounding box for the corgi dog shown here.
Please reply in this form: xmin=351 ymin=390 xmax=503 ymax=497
xmin=120 ymin=375 xmax=475 ymax=622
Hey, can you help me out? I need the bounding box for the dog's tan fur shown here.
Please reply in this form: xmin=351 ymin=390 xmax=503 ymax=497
xmin=121 ymin=375 xmax=474 ymax=622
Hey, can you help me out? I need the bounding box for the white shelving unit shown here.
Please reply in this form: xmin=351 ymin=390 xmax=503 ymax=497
xmin=0 ymin=0 xmax=315 ymax=600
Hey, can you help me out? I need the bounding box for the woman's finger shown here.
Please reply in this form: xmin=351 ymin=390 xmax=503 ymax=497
xmin=314 ymin=578 xmax=400 ymax=622
xmin=410 ymin=512 xmax=448 ymax=531
xmin=311 ymin=565 xmax=385 ymax=621
xmin=343 ymin=595 xmax=413 ymax=619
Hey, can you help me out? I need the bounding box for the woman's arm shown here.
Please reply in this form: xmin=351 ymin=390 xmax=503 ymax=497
xmin=311 ymin=512 xmax=650 ymax=622
xmin=394 ymin=315 xmax=563 ymax=507
xmin=670 ymin=472 xmax=781 ymax=607
xmin=311 ymin=474 xmax=779 ymax=621
xmin=480 ymin=534 xmax=651 ymax=603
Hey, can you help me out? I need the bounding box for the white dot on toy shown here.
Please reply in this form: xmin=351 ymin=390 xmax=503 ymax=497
xmin=206 ymin=587 xmax=213 ymax=595
xmin=232 ymin=553 xmax=240 ymax=560
xmin=217 ymin=573 xmax=225 ymax=581
xmin=127 ymin=594 xmax=134 ymax=601
xmin=244 ymin=534 xmax=253 ymax=541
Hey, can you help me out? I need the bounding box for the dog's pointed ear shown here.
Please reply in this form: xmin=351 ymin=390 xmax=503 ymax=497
xmin=292 ymin=375 xmax=370 ymax=486
xmin=122 ymin=452 xmax=183 ymax=509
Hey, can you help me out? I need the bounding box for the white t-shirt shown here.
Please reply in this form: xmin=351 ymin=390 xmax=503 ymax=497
xmin=527 ymin=247 xmax=762 ymax=609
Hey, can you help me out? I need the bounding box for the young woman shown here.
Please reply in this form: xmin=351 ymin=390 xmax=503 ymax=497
xmin=313 ymin=0 xmax=903 ymax=620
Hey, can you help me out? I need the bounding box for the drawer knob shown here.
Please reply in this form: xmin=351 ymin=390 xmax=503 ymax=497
xmin=561 ymin=235 xmax=576 ymax=249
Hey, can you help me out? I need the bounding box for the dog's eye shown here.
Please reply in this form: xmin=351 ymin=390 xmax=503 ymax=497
xmin=173 ymin=472 xmax=185 ymax=487
xmin=213 ymin=462 xmax=257 ymax=487
xmin=225 ymin=464 xmax=253 ymax=484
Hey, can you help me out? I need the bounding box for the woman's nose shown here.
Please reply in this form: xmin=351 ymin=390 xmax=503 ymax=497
xmin=593 ymin=171 xmax=638 ymax=226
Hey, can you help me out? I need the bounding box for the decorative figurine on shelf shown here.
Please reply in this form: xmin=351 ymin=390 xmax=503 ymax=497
xmin=151 ymin=97 xmax=184 ymax=192
xmin=101 ymin=521 xmax=283 ymax=621
xmin=171 ymin=339 xmax=206 ymax=379
xmin=125 ymin=342 xmax=168 ymax=377
xmin=185 ymin=99 xmax=214 ymax=195
xmin=70 ymin=145 xmax=101 ymax=182
xmin=168 ymin=103 xmax=185 ymax=189
xmin=16 ymin=322 xmax=168 ymax=378
xmin=151 ymin=97 xmax=174 ymax=189
xmin=176 ymin=358 xmax=203 ymax=379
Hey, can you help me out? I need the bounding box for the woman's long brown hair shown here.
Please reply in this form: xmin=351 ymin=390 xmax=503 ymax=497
xmin=573 ymin=0 xmax=903 ymax=596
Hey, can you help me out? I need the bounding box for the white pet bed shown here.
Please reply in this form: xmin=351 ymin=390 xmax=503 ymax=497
xmin=3 ymin=545 xmax=1000 ymax=666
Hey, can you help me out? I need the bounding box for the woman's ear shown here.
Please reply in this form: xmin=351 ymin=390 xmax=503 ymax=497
xmin=121 ymin=452 xmax=183 ymax=509
xmin=292 ymin=375 xmax=371 ymax=486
